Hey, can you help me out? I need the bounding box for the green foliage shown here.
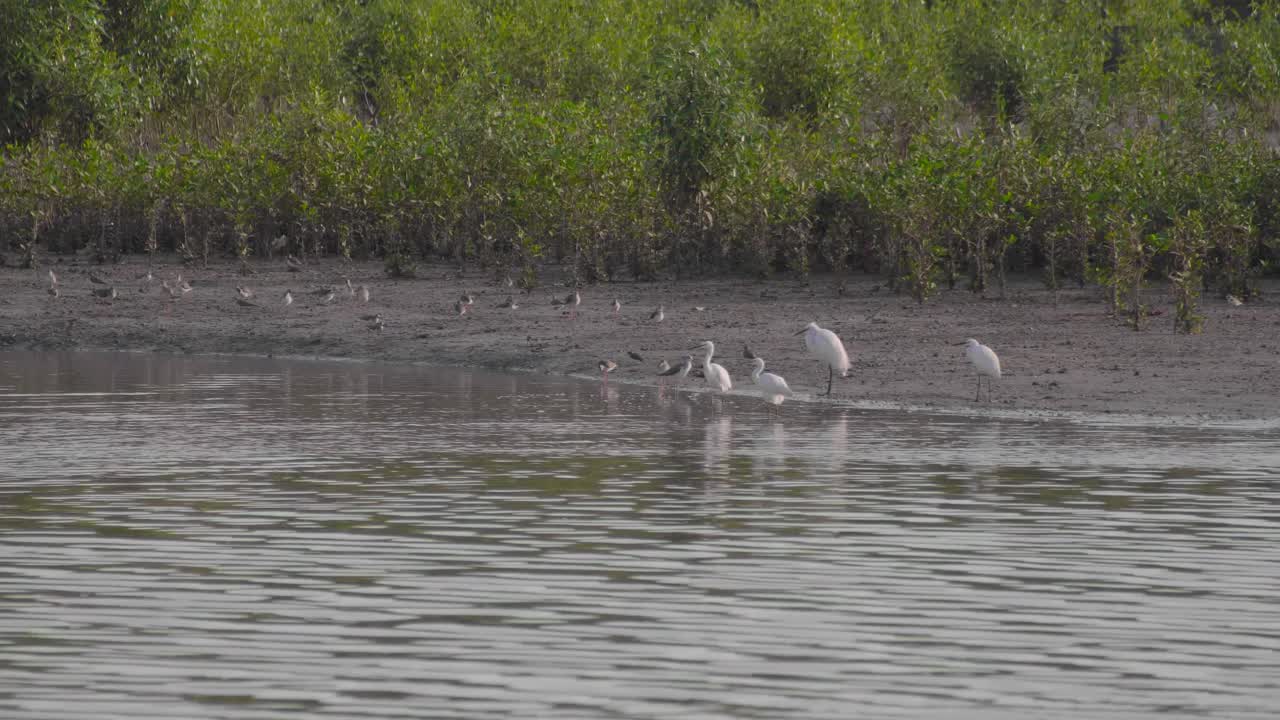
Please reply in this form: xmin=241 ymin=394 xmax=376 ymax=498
xmin=0 ymin=0 xmax=1278 ymax=318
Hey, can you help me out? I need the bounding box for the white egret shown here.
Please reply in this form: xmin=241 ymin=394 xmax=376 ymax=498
xmin=796 ymin=322 xmax=850 ymax=396
xmin=689 ymin=340 xmax=732 ymax=393
xmin=750 ymin=357 xmax=793 ymax=407
xmin=958 ymin=338 xmax=1001 ymax=402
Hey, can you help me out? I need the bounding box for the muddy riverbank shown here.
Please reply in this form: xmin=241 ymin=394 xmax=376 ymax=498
xmin=2 ymin=255 xmax=1277 ymax=422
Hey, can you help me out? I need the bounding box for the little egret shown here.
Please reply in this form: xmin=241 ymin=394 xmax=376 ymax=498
xmin=750 ymin=357 xmax=794 ymax=407
xmin=796 ymin=322 xmax=850 ymax=396
xmin=689 ymin=341 xmax=732 ymax=393
xmin=958 ymin=338 xmax=1001 ymax=402
xmin=236 ymin=286 xmax=255 ymax=300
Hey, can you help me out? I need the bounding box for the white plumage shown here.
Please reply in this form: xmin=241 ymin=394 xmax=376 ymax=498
xmin=750 ymin=357 xmax=793 ymax=406
xmin=797 ymin=322 xmax=850 ymax=396
xmin=692 ymin=340 xmax=732 ymax=393
xmin=962 ymin=338 xmax=1001 ymax=401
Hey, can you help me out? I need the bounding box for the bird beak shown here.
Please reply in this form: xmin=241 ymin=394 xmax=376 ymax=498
xmin=953 ymin=341 xmax=967 ymax=346
xmin=793 ymin=328 xmax=807 ymax=336
xmin=686 ymin=344 xmax=702 ymax=350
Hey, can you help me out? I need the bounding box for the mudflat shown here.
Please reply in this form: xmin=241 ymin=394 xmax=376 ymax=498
xmin=3 ymin=255 xmax=1277 ymax=422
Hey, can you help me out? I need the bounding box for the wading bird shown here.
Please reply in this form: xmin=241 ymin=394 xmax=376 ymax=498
xmin=628 ymin=351 xmax=644 ymax=362
xmin=565 ymin=288 xmax=581 ymax=319
xmin=750 ymin=357 xmax=793 ymax=408
xmin=598 ymin=359 xmax=617 ymax=382
xmin=658 ymin=355 xmax=692 ymax=388
xmin=283 ymin=290 xmax=293 ymax=307
xmin=959 ymin=338 xmax=1001 ymax=402
xmin=650 ymin=305 xmax=665 ymax=323
xmin=611 ymin=298 xmax=621 ymax=317
xmin=89 ymin=271 xmax=107 ymax=285
xmin=496 ymin=296 xmax=518 ymax=310
xmin=48 ymin=269 xmax=58 ymax=286
xmin=358 ymin=285 xmax=370 ymax=304
xmin=459 ymin=294 xmax=474 ymax=314
xmin=689 ymin=341 xmax=732 ymax=393
xmin=796 ymin=322 xmax=850 ymax=396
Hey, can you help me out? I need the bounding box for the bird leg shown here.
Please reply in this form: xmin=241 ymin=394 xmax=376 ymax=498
xmin=824 ymin=367 xmax=834 ymax=397
xmin=975 ymin=375 xmax=981 ymax=402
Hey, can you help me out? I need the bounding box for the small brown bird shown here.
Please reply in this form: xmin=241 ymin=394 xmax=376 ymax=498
xmin=628 ymin=351 xmax=644 ymax=362
xmin=598 ymin=359 xmax=617 ymax=381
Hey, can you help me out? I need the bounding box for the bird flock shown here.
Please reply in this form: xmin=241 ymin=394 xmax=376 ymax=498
xmin=37 ymin=262 xmax=1006 ymax=409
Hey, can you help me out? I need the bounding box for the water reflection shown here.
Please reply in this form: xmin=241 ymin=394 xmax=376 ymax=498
xmin=1 ymin=350 xmax=1279 ymax=719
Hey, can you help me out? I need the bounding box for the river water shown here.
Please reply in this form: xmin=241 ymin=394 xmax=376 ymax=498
xmin=1 ymin=351 xmax=1278 ymax=719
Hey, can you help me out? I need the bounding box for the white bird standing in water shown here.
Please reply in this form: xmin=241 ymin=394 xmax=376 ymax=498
xmin=689 ymin=341 xmax=732 ymax=393
xmin=796 ymin=322 xmax=850 ymax=396
xmin=750 ymin=357 xmax=793 ymax=407
xmin=959 ymin=338 xmax=1001 ymax=402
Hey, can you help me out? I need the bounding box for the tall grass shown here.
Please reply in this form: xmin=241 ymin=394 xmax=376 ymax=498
xmin=3 ymin=0 xmax=1280 ymax=325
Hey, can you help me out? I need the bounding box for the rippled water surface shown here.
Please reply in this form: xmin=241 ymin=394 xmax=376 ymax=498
xmin=2 ymin=350 xmax=1279 ymax=719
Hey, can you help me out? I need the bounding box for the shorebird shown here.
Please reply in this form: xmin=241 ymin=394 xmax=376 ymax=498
xmin=496 ymin=296 xmax=518 ymax=310
xmin=958 ymin=338 xmax=1001 ymax=402
xmin=693 ymin=306 xmax=706 ymax=313
xmin=286 ymin=255 xmax=303 ymax=272
xmin=358 ymin=285 xmax=370 ymax=304
xmin=649 ymin=305 xmax=665 ymax=323
xmin=459 ymin=294 xmax=474 ymax=314
xmin=750 ymin=357 xmax=794 ymax=407
xmin=689 ymin=341 xmax=732 ymax=393
xmin=453 ymin=299 xmax=467 ymax=316
xmin=657 ymin=359 xmax=670 ymax=374
xmin=598 ymin=359 xmax=617 ymax=382
xmin=321 ymin=290 xmax=336 ymax=304
xmin=345 ymin=278 xmax=355 ymax=297
xmin=628 ymin=351 xmax=644 ymax=362
xmin=283 ymin=290 xmax=293 ymax=307
xmin=556 ymin=288 xmax=580 ymax=319
xmin=368 ymin=314 xmax=384 ymax=332
xmin=137 ymin=269 xmax=153 ymax=284
xmin=48 ymin=269 xmax=58 ymax=286
xmin=796 ymin=322 xmax=850 ymax=396
xmin=91 ymin=286 xmax=117 ymax=301
xmin=89 ymin=271 xmax=107 ymax=285
xmin=236 ymin=297 xmax=258 ymax=308
xmin=176 ymin=276 xmax=193 ymax=294
xmin=1227 ymin=294 xmax=1244 ymax=307
xmin=742 ymin=345 xmax=757 ymax=359
xmin=658 ymin=355 xmax=693 ymax=387
xmin=611 ymin=298 xmax=621 ymax=317
xmin=47 ymin=285 xmax=59 ymax=298
xmin=502 ymin=275 xmax=514 ymax=289
xmin=236 ymin=286 xmax=255 ymax=300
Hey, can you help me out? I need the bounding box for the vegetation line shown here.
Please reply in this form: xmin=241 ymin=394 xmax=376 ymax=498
xmin=2 ymin=0 xmax=1278 ymax=331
